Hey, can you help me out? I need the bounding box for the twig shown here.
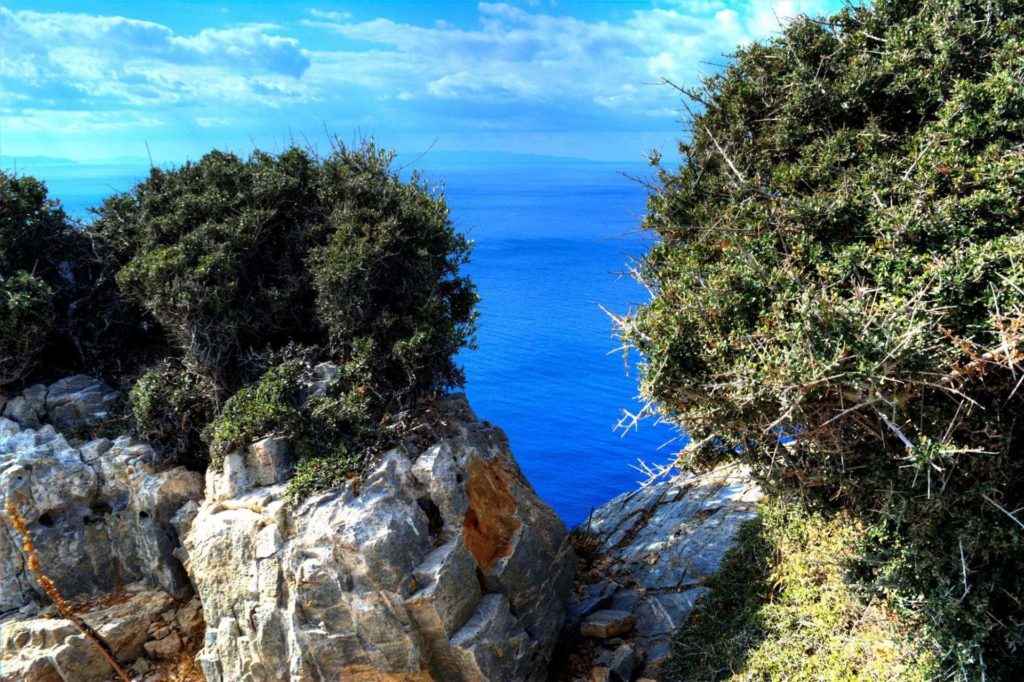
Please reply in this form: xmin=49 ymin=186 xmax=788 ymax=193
xmin=981 ymin=493 xmax=1024 ymax=530
xmin=874 ymin=407 xmax=915 ymax=450
xmin=958 ymin=538 xmax=970 ymax=602
xmin=703 ymin=123 xmax=747 ymax=185
xmin=631 ymin=457 xmax=677 ymax=488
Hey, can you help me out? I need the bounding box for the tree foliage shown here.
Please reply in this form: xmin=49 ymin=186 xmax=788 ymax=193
xmin=94 ymin=142 xmax=477 ymax=481
xmin=0 ymin=270 xmax=54 ymax=386
xmin=623 ymin=0 xmax=1024 ymax=675
xmin=0 ymin=174 xmax=67 ymax=385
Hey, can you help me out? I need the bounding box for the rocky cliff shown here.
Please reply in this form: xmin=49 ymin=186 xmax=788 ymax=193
xmin=0 ymin=380 xmax=578 ymax=681
xmin=0 ymin=376 xmax=205 ymax=680
xmin=182 ymin=395 xmax=576 ymax=682
xmin=0 ymin=375 xmax=759 ymax=681
xmin=558 ymin=465 xmax=761 ymax=680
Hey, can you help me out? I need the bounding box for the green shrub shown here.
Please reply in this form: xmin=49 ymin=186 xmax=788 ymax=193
xmin=94 ymin=142 xmax=476 ymax=475
xmin=0 ymin=173 xmax=66 ymax=386
xmin=0 ymin=174 xmax=73 ymax=276
xmin=310 ymin=158 xmax=477 ymax=406
xmin=94 ymin=143 xmax=476 ymax=398
xmin=623 ymin=0 xmax=1023 ymax=675
xmin=0 ymin=171 xmax=158 ymax=387
xmin=206 ymin=356 xmax=387 ymax=501
xmin=285 ymin=453 xmax=363 ymax=506
xmin=129 ymin=360 xmax=218 ymax=468
xmin=665 ymin=499 xmax=939 ymax=681
xmin=0 ymin=271 xmax=54 ymax=386
xmin=206 ymin=359 xmax=305 ymax=468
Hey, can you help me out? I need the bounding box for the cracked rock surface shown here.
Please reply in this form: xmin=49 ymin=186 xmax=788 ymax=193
xmin=183 ymin=394 xmax=576 ymax=682
xmin=0 ymin=585 xmax=204 ymax=682
xmin=0 ymin=379 xmax=203 ymax=616
xmin=558 ymin=464 xmax=761 ymax=680
xmin=0 ymin=376 xmax=206 ymax=682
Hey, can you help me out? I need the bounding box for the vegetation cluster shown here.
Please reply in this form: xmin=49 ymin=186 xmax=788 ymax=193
xmin=666 ymin=500 xmax=940 ymax=680
xmin=624 ymin=0 xmax=1023 ymax=677
xmin=1 ymin=142 xmax=477 ymax=497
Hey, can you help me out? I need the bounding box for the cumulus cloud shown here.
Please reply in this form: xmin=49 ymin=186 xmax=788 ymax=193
xmin=298 ymin=0 xmax=824 ymax=115
xmin=0 ymin=6 xmax=312 ymax=122
xmin=0 ymin=1 xmax=839 ymax=155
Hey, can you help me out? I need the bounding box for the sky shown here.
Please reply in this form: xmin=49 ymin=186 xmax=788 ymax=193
xmin=1 ymin=0 xmax=846 ymax=164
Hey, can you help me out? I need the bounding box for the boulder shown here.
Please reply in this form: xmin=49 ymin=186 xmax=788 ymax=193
xmin=581 ymin=610 xmax=635 ymax=638
xmin=2 ymin=396 xmax=41 ymax=429
xmin=0 ymin=417 xmax=203 ymax=615
xmin=184 ymin=394 xmax=576 ymax=682
xmin=44 ymin=375 xmax=120 ymax=431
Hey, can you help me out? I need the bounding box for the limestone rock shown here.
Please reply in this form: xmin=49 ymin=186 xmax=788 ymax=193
xmin=144 ymin=629 xmax=183 ymax=660
xmin=2 ymin=396 xmax=41 ymax=429
xmin=581 ymin=610 xmax=635 ymax=639
xmin=247 ymin=436 xmax=294 ymax=486
xmin=44 ymin=375 xmax=120 ymax=431
xmin=0 ymin=585 xmax=174 ymax=682
xmin=562 ymin=463 xmax=761 ymax=679
xmin=0 ymin=417 xmax=203 ymax=615
xmin=607 ymin=643 xmax=638 ymax=681
xmin=185 ymin=394 xmax=575 ymax=682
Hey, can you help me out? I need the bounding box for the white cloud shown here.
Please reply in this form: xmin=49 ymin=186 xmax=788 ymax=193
xmin=195 ymin=117 xmax=230 ymax=127
xmin=297 ymin=1 xmax=821 ymax=114
xmin=0 ymin=6 xmax=312 ymax=117
xmin=2 ymin=109 xmax=165 ymax=133
xmin=307 ymin=9 xmax=351 ymax=22
xmin=0 ymin=1 xmax=839 ymax=153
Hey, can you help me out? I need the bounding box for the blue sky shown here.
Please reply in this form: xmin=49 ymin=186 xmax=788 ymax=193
xmin=1 ymin=0 xmax=845 ymax=163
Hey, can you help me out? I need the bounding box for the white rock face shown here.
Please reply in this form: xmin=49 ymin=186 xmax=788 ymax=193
xmin=183 ymin=395 xmax=576 ymax=682
xmin=0 ymin=380 xmax=203 ymax=616
xmin=0 ymin=376 xmax=207 ymax=682
xmin=562 ymin=464 xmax=762 ymax=679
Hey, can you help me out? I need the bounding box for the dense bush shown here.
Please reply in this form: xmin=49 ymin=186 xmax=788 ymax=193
xmin=129 ymin=360 xmax=219 ymax=468
xmin=94 ymin=142 xmax=476 ymax=482
xmin=0 ymin=271 xmax=54 ymax=386
xmin=623 ymin=0 xmax=1023 ymax=675
xmin=0 ymin=172 xmax=160 ymax=387
xmin=0 ymin=174 xmax=68 ymax=385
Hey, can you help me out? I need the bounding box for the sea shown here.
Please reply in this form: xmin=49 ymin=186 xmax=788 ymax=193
xmin=4 ymin=154 xmax=683 ymax=526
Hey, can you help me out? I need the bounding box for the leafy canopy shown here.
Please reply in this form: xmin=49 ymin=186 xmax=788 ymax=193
xmin=94 ymin=142 xmax=477 ymax=485
xmin=623 ymin=0 xmax=1024 ymax=675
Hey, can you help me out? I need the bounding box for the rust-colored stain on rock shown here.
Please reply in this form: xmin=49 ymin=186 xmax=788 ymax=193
xmin=462 ymin=457 xmax=521 ymax=570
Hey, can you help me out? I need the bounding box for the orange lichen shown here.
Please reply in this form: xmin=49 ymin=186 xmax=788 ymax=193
xmin=461 ymin=457 xmax=520 ymax=570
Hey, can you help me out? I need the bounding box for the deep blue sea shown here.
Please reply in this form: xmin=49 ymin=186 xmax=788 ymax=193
xmin=6 ymin=156 xmax=682 ymax=526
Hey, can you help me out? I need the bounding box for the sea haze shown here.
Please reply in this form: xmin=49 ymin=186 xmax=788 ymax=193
xmin=4 ymin=154 xmax=682 ymax=525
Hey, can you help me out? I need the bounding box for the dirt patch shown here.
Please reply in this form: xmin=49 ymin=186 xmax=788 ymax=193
xmin=461 ymin=457 xmax=521 ymax=570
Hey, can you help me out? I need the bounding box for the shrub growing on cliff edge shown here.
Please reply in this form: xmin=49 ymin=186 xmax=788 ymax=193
xmin=0 ymin=173 xmax=68 ymax=385
xmin=0 ymin=172 xmax=161 ymax=387
xmin=94 ymin=141 xmax=477 ymax=479
xmin=622 ymin=0 xmax=1023 ymax=675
